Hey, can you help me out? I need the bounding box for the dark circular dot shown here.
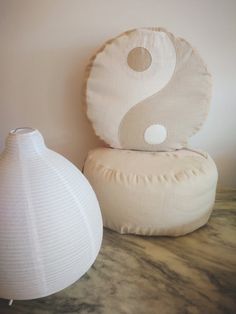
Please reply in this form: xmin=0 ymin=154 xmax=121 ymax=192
xmin=127 ymin=47 xmax=152 ymax=72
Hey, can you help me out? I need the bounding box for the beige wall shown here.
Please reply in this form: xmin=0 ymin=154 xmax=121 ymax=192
xmin=0 ymin=0 xmax=235 ymax=188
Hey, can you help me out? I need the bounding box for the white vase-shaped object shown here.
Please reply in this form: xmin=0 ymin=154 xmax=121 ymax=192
xmin=0 ymin=128 xmax=103 ymax=300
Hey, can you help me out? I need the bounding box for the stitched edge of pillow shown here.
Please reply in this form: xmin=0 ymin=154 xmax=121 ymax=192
xmin=83 ymin=27 xmax=212 ymax=148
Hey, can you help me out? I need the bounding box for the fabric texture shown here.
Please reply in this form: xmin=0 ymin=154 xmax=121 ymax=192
xmin=85 ymin=27 xmax=211 ymax=151
xmin=84 ymin=148 xmax=218 ymax=236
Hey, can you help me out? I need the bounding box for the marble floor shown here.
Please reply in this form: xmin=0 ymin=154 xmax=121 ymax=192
xmin=0 ymin=190 xmax=235 ymax=314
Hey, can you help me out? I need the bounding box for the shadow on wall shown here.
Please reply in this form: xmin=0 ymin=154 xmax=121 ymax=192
xmin=0 ymin=45 xmax=105 ymax=169
xmin=44 ymin=46 xmax=106 ymax=168
xmin=214 ymin=149 xmax=236 ymax=189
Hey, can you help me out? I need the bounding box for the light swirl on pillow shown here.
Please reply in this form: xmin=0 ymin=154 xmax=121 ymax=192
xmin=85 ymin=28 xmax=211 ymax=151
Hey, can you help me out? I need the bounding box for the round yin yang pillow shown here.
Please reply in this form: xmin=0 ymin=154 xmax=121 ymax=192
xmin=85 ymin=28 xmax=212 ymax=151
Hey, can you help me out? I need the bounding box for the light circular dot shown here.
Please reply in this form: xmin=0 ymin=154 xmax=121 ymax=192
xmin=144 ymin=124 xmax=167 ymax=145
xmin=127 ymin=47 xmax=152 ymax=72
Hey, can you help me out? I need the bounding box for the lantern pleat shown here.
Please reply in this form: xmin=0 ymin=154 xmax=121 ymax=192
xmin=0 ymin=128 xmax=103 ymax=300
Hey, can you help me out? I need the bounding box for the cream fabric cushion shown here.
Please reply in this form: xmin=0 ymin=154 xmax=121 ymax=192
xmin=84 ymin=148 xmax=218 ymax=236
xmin=85 ymin=28 xmax=212 ymax=151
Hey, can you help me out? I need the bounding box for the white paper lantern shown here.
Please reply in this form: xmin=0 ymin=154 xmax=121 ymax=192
xmin=0 ymin=128 xmax=103 ymax=300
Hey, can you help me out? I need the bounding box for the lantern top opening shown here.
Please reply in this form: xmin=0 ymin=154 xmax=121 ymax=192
xmin=10 ymin=127 xmax=36 ymax=135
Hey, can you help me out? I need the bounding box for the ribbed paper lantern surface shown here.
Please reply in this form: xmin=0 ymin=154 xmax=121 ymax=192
xmin=0 ymin=128 xmax=103 ymax=300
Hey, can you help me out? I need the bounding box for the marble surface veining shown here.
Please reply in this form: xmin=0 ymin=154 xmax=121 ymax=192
xmin=0 ymin=190 xmax=235 ymax=314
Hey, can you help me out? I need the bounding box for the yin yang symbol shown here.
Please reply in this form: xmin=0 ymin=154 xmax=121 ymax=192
xmin=86 ymin=28 xmax=211 ymax=151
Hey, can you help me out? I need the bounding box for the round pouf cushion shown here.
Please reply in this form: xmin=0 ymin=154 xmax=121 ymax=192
xmin=84 ymin=148 xmax=218 ymax=236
